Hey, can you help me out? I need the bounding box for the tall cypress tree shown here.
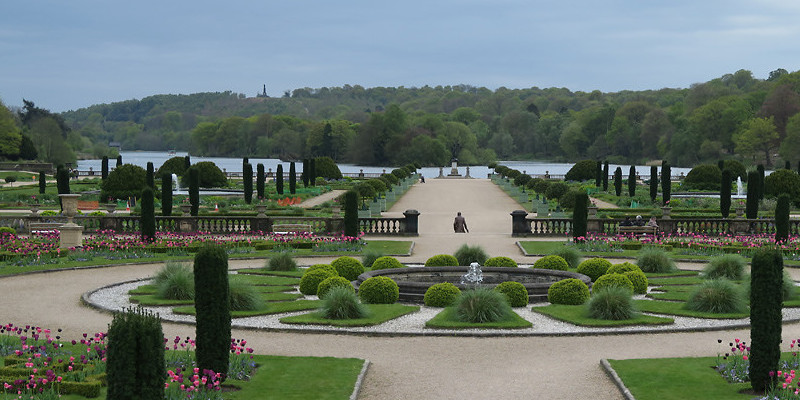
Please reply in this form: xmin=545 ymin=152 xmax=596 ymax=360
xmin=141 ymin=187 xmax=156 ymax=243
xmin=184 ymin=155 xmax=191 ymax=170
xmin=661 ymin=162 xmax=671 ymax=206
xmin=116 ymin=155 xmax=123 ymax=167
xmin=106 ymin=307 xmax=165 ymax=400
xmin=720 ymin=169 xmax=732 ymax=218
xmin=649 ymin=165 xmax=658 ymax=202
xmin=757 ymin=164 xmax=765 ymax=201
xmin=276 ymin=164 xmax=284 ymax=195
xmin=746 ymin=170 xmax=759 ymax=219
xmin=146 ymin=161 xmax=155 ymax=189
xmin=572 ymin=191 xmax=588 ymax=242
xmin=256 ymin=163 xmax=265 ymax=200
xmin=602 ymin=161 xmax=609 ymax=191
xmin=189 ymin=167 xmax=200 ymax=216
xmin=161 ymin=173 xmax=172 ymax=216
xmin=193 ymin=245 xmax=231 ymax=380
xmin=628 ymin=166 xmax=636 ymax=198
xmin=749 ymin=248 xmax=783 ymax=392
xmin=595 ymin=160 xmax=602 ymax=188
xmin=302 ymin=159 xmax=309 ymax=188
xmin=343 ymin=190 xmax=359 ymax=237
xmin=310 ymin=158 xmax=317 ymax=186
xmin=613 ymin=167 xmax=622 ymax=197
xmin=101 ymin=156 xmax=109 ymax=180
xmin=38 ymin=171 xmax=46 ymax=195
xmin=776 ymin=194 xmax=790 ymax=244
xmin=289 ymin=162 xmax=297 ymax=194
xmin=243 ymin=162 xmax=253 ymax=204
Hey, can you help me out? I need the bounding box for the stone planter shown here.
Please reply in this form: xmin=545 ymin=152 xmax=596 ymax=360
xmin=331 ymin=206 xmax=341 ymax=215
xmin=588 ymin=206 xmax=598 ymax=217
xmin=661 ymin=206 xmax=672 ymax=219
xmin=256 ymin=204 xmax=267 ymax=217
xmin=180 ymin=204 xmax=192 ymax=216
xmin=736 ymin=206 xmax=745 ymax=218
xmin=29 ymin=204 xmax=40 ymax=215
xmin=104 ymin=203 xmax=116 ymax=214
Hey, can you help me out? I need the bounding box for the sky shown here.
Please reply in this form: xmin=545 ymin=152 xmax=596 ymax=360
xmin=2 ymin=0 xmax=800 ymax=112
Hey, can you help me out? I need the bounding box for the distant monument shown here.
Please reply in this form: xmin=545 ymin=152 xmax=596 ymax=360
xmin=448 ymin=158 xmax=461 ymax=177
xmin=256 ymin=84 xmax=269 ymax=98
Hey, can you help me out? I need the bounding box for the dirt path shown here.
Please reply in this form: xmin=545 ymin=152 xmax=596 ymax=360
xmin=297 ymin=189 xmax=346 ymax=208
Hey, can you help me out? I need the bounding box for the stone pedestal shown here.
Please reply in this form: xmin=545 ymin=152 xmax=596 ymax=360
xmin=58 ymin=194 xmax=82 ymax=249
xmin=511 ymin=210 xmax=531 ymax=236
xmin=180 ymin=204 xmax=192 ymax=216
xmin=29 ymin=204 xmax=40 ymax=216
xmin=403 ymin=209 xmax=420 ymax=235
xmin=256 ymin=205 xmax=267 ymax=217
xmin=448 ymin=159 xmax=461 ymax=177
xmin=104 ymin=203 xmax=116 ymax=214
xmin=661 ymin=206 xmax=672 ymax=219
xmin=588 ymin=207 xmax=598 ymax=217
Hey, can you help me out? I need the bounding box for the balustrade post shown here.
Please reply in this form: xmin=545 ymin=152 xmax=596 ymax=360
xmin=402 ymin=209 xmax=420 ymax=236
xmin=511 ymin=210 xmax=531 ymax=236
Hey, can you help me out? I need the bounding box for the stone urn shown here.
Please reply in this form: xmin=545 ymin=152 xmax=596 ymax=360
xmin=180 ymin=204 xmax=192 ymax=216
xmin=588 ymin=206 xmax=598 ymax=217
xmin=29 ymin=204 xmax=40 ymax=215
xmin=104 ymin=203 xmax=117 ymax=214
xmin=331 ymin=205 xmax=341 ymax=215
xmin=255 ymin=204 xmax=267 ymax=217
xmin=661 ymin=206 xmax=672 ymax=219
xmin=736 ymin=206 xmax=745 ymax=218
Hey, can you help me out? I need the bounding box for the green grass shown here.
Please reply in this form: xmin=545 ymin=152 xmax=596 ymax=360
xmin=238 ymin=269 xmax=305 ymax=278
xmin=280 ymin=304 xmax=419 ymax=326
xmin=425 ymin=307 xmax=533 ymax=329
xmin=131 ymin=290 xmax=301 ymax=306
xmin=362 ymin=240 xmax=413 ymax=255
xmin=173 ymin=299 xmax=322 ymax=316
xmin=634 ymin=299 xmax=749 ymax=319
xmin=532 ymin=304 xmax=673 ymax=327
xmin=608 ymin=357 xmax=752 ymax=400
xmin=648 ymin=276 xmax=706 ymax=285
xmin=646 ymin=270 xmax=700 ymax=278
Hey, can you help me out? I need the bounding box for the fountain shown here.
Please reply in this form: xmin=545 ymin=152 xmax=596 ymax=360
xmin=736 ymin=176 xmax=744 ymax=197
xmin=172 ymin=173 xmax=181 ymax=192
xmin=460 ymin=262 xmax=483 ymax=288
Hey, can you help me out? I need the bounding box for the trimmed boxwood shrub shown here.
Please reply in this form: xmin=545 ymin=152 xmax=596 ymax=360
xmin=565 ymin=160 xmax=599 ymax=182
xmin=592 ymin=273 xmax=634 ymax=294
xmin=495 ymin=281 xmax=528 ymax=307
xmin=764 ymin=168 xmax=800 ymax=203
xmin=331 ymin=256 xmax=365 ymax=281
xmin=623 ymin=270 xmax=649 ymax=294
xmin=586 ymin=287 xmax=636 ymax=320
xmin=425 ymin=254 xmax=459 ymax=267
xmin=156 ymin=156 xmax=188 ymax=178
xmin=314 ymin=156 xmax=342 ymax=180
xmin=106 ymin=307 xmax=165 ymax=399
xmin=317 ymin=276 xmax=355 ymax=299
xmin=607 ymin=262 xmax=641 ymax=275
xmin=547 ymin=278 xmax=590 ymax=305
xmin=190 ymin=161 xmax=227 ymax=188
xmin=307 ymin=263 xmax=338 ymax=275
xmin=685 ymin=279 xmax=746 ymax=313
xmin=703 ymin=254 xmax=746 ymax=280
xmin=484 ymin=256 xmax=518 ymax=268
xmin=749 ymin=248 xmax=784 ymax=392
xmin=370 ymin=256 xmax=404 ymax=270
xmin=545 ymin=181 xmax=569 ymax=200
xmin=299 ymin=269 xmax=336 ymax=295
xmin=533 ymin=255 xmax=569 ymax=271
xmin=101 ymin=164 xmax=146 ymax=201
xmin=424 ymin=282 xmax=461 ymax=307
xmin=193 ymin=244 xmax=230 ymax=380
xmin=683 ymin=164 xmax=721 ymax=190
xmin=358 ymin=276 xmax=400 ymax=304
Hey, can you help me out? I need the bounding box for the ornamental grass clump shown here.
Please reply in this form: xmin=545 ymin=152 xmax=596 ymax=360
xmin=228 ymin=278 xmax=263 ymax=311
xmin=685 ymin=279 xmax=747 ymax=314
xmin=484 ymin=256 xmax=518 ymax=268
xmin=455 ymin=288 xmax=512 ymax=323
xmin=361 ymin=249 xmax=384 ymax=270
xmin=358 ymin=276 xmax=399 ymax=304
xmin=553 ymin=246 xmax=582 ymax=269
xmin=265 ymin=252 xmax=297 ymax=271
xmin=317 ymin=276 xmax=355 ymax=299
xmin=454 ymin=244 xmax=489 ymax=266
xmin=636 ymin=247 xmax=676 ymax=273
xmin=586 ymin=287 xmax=637 ymax=320
xmin=424 ymin=254 xmax=459 ymax=267
xmin=533 ymin=255 xmax=569 ymax=271
xmin=494 ymin=281 xmax=528 ymax=307
xmin=547 ymin=278 xmax=590 ymax=305
xmin=320 ymin=287 xmax=370 ymax=320
xmin=370 ymin=256 xmax=404 ymax=270
xmin=330 ymin=256 xmax=365 ymax=280
xmin=424 ymin=282 xmax=461 ymax=307
xmin=154 ymin=262 xmax=195 ymax=300
xmin=703 ymin=254 xmax=746 ymax=280
xmin=576 ymin=258 xmax=612 ymax=281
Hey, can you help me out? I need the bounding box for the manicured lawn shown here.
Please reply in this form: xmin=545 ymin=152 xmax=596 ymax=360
xmin=238 ymin=269 xmax=305 ymax=278
xmin=633 ymin=300 xmax=749 ymax=319
xmin=648 ymin=276 xmax=705 ymax=285
xmin=280 ymin=304 xmax=419 ymax=326
xmin=532 ymin=304 xmax=673 ymax=327
xmin=173 ymin=299 xmax=322 ymax=316
xmin=362 ymin=240 xmax=413 ymax=255
xmin=608 ymin=357 xmax=752 ymax=400
xmin=425 ymin=307 xmax=533 ymax=329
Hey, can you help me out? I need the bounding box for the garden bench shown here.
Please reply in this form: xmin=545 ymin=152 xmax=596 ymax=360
xmin=618 ymin=225 xmax=658 ymax=235
xmin=28 ymin=222 xmax=64 ymax=234
xmin=272 ymin=223 xmax=314 ymax=234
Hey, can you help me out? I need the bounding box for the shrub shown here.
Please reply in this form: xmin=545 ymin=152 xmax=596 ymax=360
xmin=361 ymin=249 xmax=384 ymax=270
xmin=106 ymin=307 xmax=165 ymax=399
xmin=565 ymin=160 xmax=599 ymax=182
xmin=343 ymin=190 xmax=359 ymax=237
xmin=494 ymin=281 xmax=528 ymax=307
xmin=592 ymin=273 xmax=634 ymax=294
xmin=190 ymin=161 xmax=227 ymax=188
xmin=101 ymin=164 xmax=146 ymax=201
xmin=155 ymin=262 xmax=194 ymax=300
xmin=533 ymin=255 xmax=569 ymax=271
xmin=193 ymin=244 xmax=230 ymax=379
xmin=320 ymin=287 xmax=369 ymax=319
xmin=722 ymin=159 xmax=746 ymax=182
xmin=0 ymin=226 xmax=16 ymax=235
xmin=307 ymin=263 xmax=337 ymax=275
xmin=636 ymin=247 xmax=676 ymax=273
xmin=454 ymin=244 xmax=489 ymax=266
xmin=141 ymin=187 xmax=155 ymax=243
xmin=764 ymin=168 xmax=800 ymax=203
xmin=776 ymin=193 xmax=790 ymax=243
xmin=243 ymin=162 xmax=253 ymax=204
xmin=547 ymin=278 xmax=590 ymax=305
xmin=265 ymin=252 xmax=297 ymax=271
xmin=553 ymin=247 xmax=583 ymax=269
xmin=312 ymin=157 xmax=342 ymax=180
xmin=317 ymin=276 xmax=355 ymax=299
xmin=276 ymin=164 xmax=284 ymax=194
xmin=424 ymin=282 xmax=461 ymax=307
xmin=299 ymin=268 xmax=336 ymax=295
xmin=161 ymin=173 xmax=173 ymax=216
xmin=703 ymin=254 xmax=746 ymax=280
xmin=484 ymin=256 xmax=518 ymax=268
xmin=607 ymin=262 xmax=641 ymax=275
xmin=532 ymin=178 xmax=550 ymax=194
xmin=366 ymin=178 xmax=387 ymax=195
xmin=370 ymin=256 xmax=404 ymax=270
xmin=156 ymin=156 xmax=188 ymax=178
xmin=749 ymin=249 xmax=784 ymax=391
xmin=455 ymin=288 xmax=512 ymax=323
xmin=545 ymin=181 xmax=569 ymax=200
xmin=331 ymin=256 xmax=365 ymax=281
xmin=623 ymin=270 xmax=649 ymax=294
xmin=683 ymin=164 xmax=721 ymax=190
xmin=188 ymin=167 xmax=199 ymax=216
xmin=586 ymin=287 xmax=636 ymax=320
xmin=571 ymin=190 xmax=588 ymax=241
xmin=557 ymin=187 xmax=586 ymax=211
xmin=685 ymin=279 xmax=746 ymax=313
xmin=358 ymin=276 xmax=399 ymax=304
xmin=425 ymin=254 xmax=459 ymax=266
xmin=228 ymin=278 xmax=263 ymax=311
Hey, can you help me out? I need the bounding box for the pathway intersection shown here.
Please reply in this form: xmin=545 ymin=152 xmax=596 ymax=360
xmin=2 ymin=178 xmax=799 ymax=399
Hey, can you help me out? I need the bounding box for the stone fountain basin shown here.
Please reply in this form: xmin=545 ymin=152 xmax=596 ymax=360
xmin=354 ymin=267 xmax=592 ymax=304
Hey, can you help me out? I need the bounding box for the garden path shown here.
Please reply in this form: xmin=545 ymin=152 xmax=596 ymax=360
xmin=296 ymin=189 xmax=347 ymax=208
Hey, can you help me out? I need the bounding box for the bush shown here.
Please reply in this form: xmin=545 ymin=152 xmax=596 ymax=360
xmin=425 ymin=254 xmax=459 ymax=267
xmin=193 ymin=244 xmax=230 ymax=379
xmin=156 ymin=156 xmax=188 ymax=178
xmin=685 ymin=279 xmax=746 ymax=313
xmin=703 ymin=254 xmax=746 ymax=280
xmin=0 ymin=226 xmax=16 ymax=236
xmin=361 ymin=249 xmax=384 ymax=270
xmin=721 ymin=159 xmax=746 ymax=182
xmin=592 ymin=273 xmax=634 ymax=294
xmin=106 ymin=307 xmax=165 ymax=399
xmin=188 ymin=161 xmax=227 ymax=188
xmin=623 ymin=270 xmax=649 ymax=294
xmin=265 ymin=252 xmax=297 ymax=271
xmin=607 ymin=262 xmax=641 ymax=275
xmin=455 ymin=288 xmax=512 ymax=323
xmin=636 ymin=247 xmax=676 ymax=273
xmin=749 ymin=248 xmax=784 ymax=391
xmin=299 ymin=268 xmax=336 ymax=295
xmin=358 ymin=276 xmax=399 ymax=304
xmin=532 ymin=178 xmax=550 ymax=194
xmin=317 ymin=276 xmax=356 ymax=299
xmin=370 ymin=256 xmax=404 ymax=270
xmin=101 ymin=164 xmax=146 ymax=201
xmin=228 ymin=278 xmax=264 ymax=311
xmin=545 ymin=181 xmax=569 ymax=200
xmin=494 ymin=281 xmax=528 ymax=307
xmin=683 ymin=164 xmax=721 ymax=190
xmin=454 ymin=244 xmax=489 ymax=266
xmin=547 ymin=278 xmax=590 ymax=305
xmin=320 ymin=287 xmax=369 ymax=319
xmin=533 ymin=255 xmax=569 ymax=271
xmin=565 ymin=160 xmax=599 ymax=182
xmin=484 ymin=256 xmax=518 ymax=268
xmin=764 ymin=168 xmax=800 ymax=203
xmin=553 ymin=247 xmax=583 ymax=270
xmin=586 ymin=287 xmax=637 ymax=320
xmin=155 ymin=262 xmax=194 ymax=300
xmin=366 ymin=178 xmax=387 ymax=194
xmin=331 ymin=256 xmax=365 ymax=281
xmin=424 ymin=282 xmax=462 ymax=307
xmin=307 ymin=263 xmax=338 ymax=275
xmin=343 ymin=190 xmax=359 ymax=237
xmin=558 ymin=187 xmax=586 ymax=211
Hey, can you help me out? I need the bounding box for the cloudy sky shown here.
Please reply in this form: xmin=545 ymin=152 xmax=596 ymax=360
xmin=1 ymin=0 xmax=799 ymax=112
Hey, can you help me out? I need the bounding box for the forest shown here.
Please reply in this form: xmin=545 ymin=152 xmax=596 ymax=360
xmin=2 ymin=68 xmax=800 ymax=168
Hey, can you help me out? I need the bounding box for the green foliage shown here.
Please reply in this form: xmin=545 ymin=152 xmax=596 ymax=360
xmin=424 ymin=254 xmax=459 ymax=266
xmin=720 ymin=169 xmax=731 ymax=218
xmin=628 ymin=165 xmax=636 ymax=198
xmin=533 ymin=255 xmax=569 ymax=271
xmin=553 ymin=246 xmax=583 ymax=270
xmin=614 ymin=167 xmax=623 ymax=196
xmin=316 ymin=276 xmax=355 ymax=299
xmin=572 ymin=190 xmax=588 ymax=240
xmin=749 ymin=248 xmax=784 ymax=391
xmin=649 ymin=165 xmax=658 ymax=202
xmin=558 ymin=187 xmax=586 ymax=211
xmin=586 ymin=287 xmax=636 ymax=320
xmin=685 ymin=279 xmax=746 ymax=314
xmin=365 ymin=178 xmax=387 ymax=194
xmin=636 ymin=247 xmax=676 ymax=273
xmin=154 ymin=262 xmax=194 ymax=300
xmin=607 ymin=262 xmax=641 ymax=275
xmin=56 ymin=165 xmax=70 ymax=195
xmin=343 ymin=190 xmax=359 ymax=237
xmin=320 ymin=287 xmax=369 ymax=319
xmin=315 ymin=156 xmax=343 ymax=180
xmin=190 ymin=161 xmax=227 ymax=188
xmin=547 ymin=278 xmax=590 ymax=305
xmin=661 ymin=163 xmax=671 ymax=205
xmin=361 ymin=249 xmax=384 ymax=270
xmin=545 ymin=181 xmax=569 ymax=200
xmin=156 ymin=156 xmax=188 ymax=178
xmin=358 ymin=276 xmax=399 ymax=304
xmin=592 ymin=273 xmax=634 ymax=294
xmin=289 ymin=161 xmax=297 ymax=194
xmin=228 ymin=278 xmax=264 ymax=311
xmin=483 ymin=256 xmax=517 ymax=268
xmin=494 ymin=281 xmax=528 ymax=307
xmin=0 ymin=226 xmax=15 ymax=235
xmin=453 ymin=244 xmax=489 ymax=266
xmin=331 ymin=256 xmax=365 ymax=280
xmin=765 ymin=169 xmax=800 ymax=203
xmin=683 ymin=164 xmax=722 ymax=190
xmin=703 ymin=254 xmax=746 ymax=280
xmin=38 ymin=171 xmax=46 ymax=194
xmin=776 ymin=193 xmax=790 ymax=243
xmin=299 ymin=268 xmax=336 ymax=295
xmin=722 ymin=159 xmax=746 ymax=181
xmin=101 ymin=164 xmax=145 ymax=201
xmin=565 ymin=160 xmax=598 ymax=181
xmin=276 ymin=164 xmax=284 ymax=194
xmin=307 ymin=263 xmax=337 ymax=275
xmin=188 ymin=167 xmax=199 ymax=216
xmin=243 ymin=162 xmax=253 ymax=204
xmin=193 ymin=244 xmax=230 ymax=379
xmin=746 ymin=170 xmax=760 ymax=218
xmin=106 ymin=307 xmax=165 ymax=400
xmin=140 ymin=187 xmax=155 ymax=243
xmin=370 ymin=256 xmax=404 ymax=270
xmin=265 ymin=252 xmax=298 ymax=271
xmin=424 ymin=282 xmax=461 ymax=307
xmin=623 ymin=270 xmax=649 ymax=294
xmin=146 ymin=161 xmax=154 ymax=189
xmin=455 ymin=288 xmax=512 ymax=323
xmin=161 ymin=173 xmax=172 ymax=216
xmin=256 ymin=163 xmax=265 ymax=199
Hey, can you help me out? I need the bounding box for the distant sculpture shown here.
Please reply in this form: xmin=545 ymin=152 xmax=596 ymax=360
xmin=257 ymin=84 xmax=269 ymax=98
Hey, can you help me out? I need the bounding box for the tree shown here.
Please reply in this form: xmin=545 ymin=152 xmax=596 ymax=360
xmin=276 ymin=164 xmax=284 ymax=195
xmin=102 ymin=156 xmax=109 ymax=180
xmin=572 ymin=190 xmax=588 ymax=242
xmin=106 ymin=307 xmax=165 ymax=399
xmin=146 ymin=162 xmax=155 ymax=190
xmin=141 ymin=187 xmax=155 ymax=243
xmin=746 ymin=170 xmax=759 ymax=219
xmin=161 ymin=173 xmax=172 ymax=216
xmin=759 ymin=84 xmax=800 ymax=139
xmin=28 ymin=117 xmax=75 ymax=165
xmin=0 ymin=101 xmax=22 ymax=159
xmin=649 ymin=166 xmax=658 ymax=202
xmin=628 ymin=166 xmax=636 ymax=198
xmin=603 ymin=161 xmax=609 ymax=191
xmin=309 ymin=158 xmax=316 ymax=186
xmin=101 ymin=164 xmax=146 ymax=201
xmin=256 ymin=163 xmax=265 ymax=200
xmin=344 ymin=190 xmax=359 ymax=237
xmin=38 ymin=172 xmax=46 ymax=194
xmin=749 ymin=249 xmax=783 ymax=392
xmin=193 ymin=245 xmax=231 ymax=380
xmin=302 ymin=159 xmax=309 ymax=187
xmin=613 ymin=167 xmax=622 ymax=197
xmin=243 ymin=162 xmax=253 ymax=204
xmin=776 ymin=194 xmax=790 ymax=243
xmin=778 ymin=113 xmax=800 ymax=162
xmin=289 ymin=162 xmax=296 ymax=194
xmin=720 ymin=169 xmax=731 ymax=218
xmin=735 ymin=117 xmax=779 ymax=167
xmin=189 ymin=167 xmax=199 ymax=216
xmin=117 ymin=155 xmax=123 ymax=167
xmin=661 ymin=163 xmax=671 ymax=205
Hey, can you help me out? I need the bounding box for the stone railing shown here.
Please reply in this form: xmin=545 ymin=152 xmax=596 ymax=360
xmin=358 ymin=210 xmax=419 ymax=236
